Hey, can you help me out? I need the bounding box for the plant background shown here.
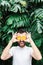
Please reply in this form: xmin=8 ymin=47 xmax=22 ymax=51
xmin=0 ymin=0 xmax=43 ymax=65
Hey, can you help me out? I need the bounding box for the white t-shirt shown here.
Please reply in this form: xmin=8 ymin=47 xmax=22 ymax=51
xmin=9 ymin=46 xmax=33 ymax=65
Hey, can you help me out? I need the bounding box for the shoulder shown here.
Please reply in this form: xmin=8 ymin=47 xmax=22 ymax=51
xmin=25 ymin=46 xmax=33 ymax=51
xmin=26 ymin=46 xmax=33 ymax=55
xmin=10 ymin=46 xmax=17 ymax=50
xmin=25 ymin=46 xmax=32 ymax=49
xmin=11 ymin=46 xmax=17 ymax=48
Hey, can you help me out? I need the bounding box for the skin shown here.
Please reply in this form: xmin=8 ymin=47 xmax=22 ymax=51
xmin=1 ymin=32 xmax=42 ymax=60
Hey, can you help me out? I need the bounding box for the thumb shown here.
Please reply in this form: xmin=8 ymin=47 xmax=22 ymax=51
xmin=12 ymin=31 xmax=14 ymax=35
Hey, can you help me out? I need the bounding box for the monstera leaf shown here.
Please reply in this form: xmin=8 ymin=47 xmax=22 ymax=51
xmin=0 ymin=13 xmax=30 ymax=43
xmin=30 ymin=0 xmax=43 ymax=3
xmin=0 ymin=0 xmax=11 ymax=11
xmin=9 ymin=4 xmax=21 ymax=13
xmin=6 ymin=15 xmax=15 ymax=25
xmin=34 ymin=8 xmax=43 ymax=19
xmin=0 ymin=0 xmax=28 ymax=13
xmin=1 ymin=1 xmax=10 ymax=7
xmin=30 ymin=8 xmax=43 ymax=34
xmin=9 ymin=0 xmax=28 ymax=13
xmin=6 ymin=13 xmax=30 ymax=27
xmin=36 ymin=19 xmax=43 ymax=34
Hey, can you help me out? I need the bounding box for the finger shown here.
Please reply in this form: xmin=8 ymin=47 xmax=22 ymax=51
xmin=24 ymin=39 xmax=27 ymax=42
xmin=26 ymin=32 xmax=30 ymax=36
xmin=26 ymin=31 xmax=28 ymax=34
xmin=12 ymin=32 xmax=15 ymax=38
xmin=14 ymin=32 xmax=17 ymax=35
xmin=15 ymin=32 xmax=17 ymax=34
xmin=16 ymin=39 xmax=18 ymax=41
xmin=13 ymin=32 xmax=17 ymax=36
xmin=29 ymin=32 xmax=31 ymax=36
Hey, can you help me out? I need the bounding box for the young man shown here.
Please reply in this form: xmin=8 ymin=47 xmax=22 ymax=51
xmin=1 ymin=28 xmax=42 ymax=65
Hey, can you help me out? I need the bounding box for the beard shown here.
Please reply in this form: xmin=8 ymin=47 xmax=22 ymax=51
xmin=18 ymin=41 xmax=25 ymax=47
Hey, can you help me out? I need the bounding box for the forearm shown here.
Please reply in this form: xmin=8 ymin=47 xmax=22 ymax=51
xmin=29 ymin=39 xmax=42 ymax=60
xmin=1 ymin=40 xmax=13 ymax=59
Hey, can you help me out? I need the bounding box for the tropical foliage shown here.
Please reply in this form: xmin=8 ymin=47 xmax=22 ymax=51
xmin=0 ymin=0 xmax=43 ymax=65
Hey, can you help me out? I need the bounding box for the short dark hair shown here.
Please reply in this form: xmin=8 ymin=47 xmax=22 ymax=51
xmin=17 ymin=27 xmax=26 ymax=33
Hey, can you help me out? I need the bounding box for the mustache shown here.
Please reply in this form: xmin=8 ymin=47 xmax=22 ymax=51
xmin=19 ymin=40 xmax=25 ymax=42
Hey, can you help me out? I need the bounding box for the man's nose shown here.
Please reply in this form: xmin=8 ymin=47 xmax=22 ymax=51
xmin=20 ymin=39 xmax=24 ymax=42
xmin=20 ymin=39 xmax=23 ymax=41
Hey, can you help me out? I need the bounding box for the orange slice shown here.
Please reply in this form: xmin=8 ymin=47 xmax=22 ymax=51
xmin=16 ymin=35 xmax=26 ymax=41
xmin=21 ymin=36 xmax=26 ymax=40
xmin=16 ymin=36 xmax=21 ymax=41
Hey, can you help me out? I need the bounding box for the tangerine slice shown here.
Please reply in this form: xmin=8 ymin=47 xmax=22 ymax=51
xmin=21 ymin=35 xmax=26 ymax=40
xmin=16 ymin=36 xmax=21 ymax=40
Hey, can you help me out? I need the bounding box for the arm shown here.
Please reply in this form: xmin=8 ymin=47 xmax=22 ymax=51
xmin=1 ymin=40 xmax=13 ymax=60
xmin=1 ymin=33 xmax=17 ymax=60
xmin=29 ymin=39 xmax=42 ymax=60
xmin=25 ymin=33 xmax=42 ymax=60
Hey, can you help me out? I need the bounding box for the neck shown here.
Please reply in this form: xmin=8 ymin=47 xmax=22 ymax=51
xmin=19 ymin=45 xmax=26 ymax=48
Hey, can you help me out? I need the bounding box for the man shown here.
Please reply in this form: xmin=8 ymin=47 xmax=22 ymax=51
xmin=1 ymin=28 xmax=42 ymax=65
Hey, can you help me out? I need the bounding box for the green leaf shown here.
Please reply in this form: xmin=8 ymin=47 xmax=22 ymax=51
xmin=7 ymin=29 xmax=14 ymax=34
xmin=9 ymin=4 xmax=21 ymax=13
xmin=0 ymin=11 xmax=2 ymax=20
xmin=37 ymin=19 xmax=43 ymax=33
xmin=1 ymin=1 xmax=11 ymax=7
xmin=17 ymin=20 xmax=24 ymax=27
xmin=6 ymin=35 xmax=12 ymax=43
xmin=2 ymin=34 xmax=7 ymax=41
xmin=0 ymin=46 xmax=4 ymax=55
xmin=2 ymin=25 xmax=8 ymax=32
xmin=30 ymin=0 xmax=43 ymax=3
xmin=35 ymin=39 xmax=41 ymax=47
xmin=9 ymin=0 xmax=20 ymax=4
xmin=34 ymin=8 xmax=43 ymax=19
xmin=6 ymin=16 xmax=14 ymax=25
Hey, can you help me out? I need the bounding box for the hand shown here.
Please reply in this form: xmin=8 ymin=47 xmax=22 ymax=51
xmin=11 ymin=32 xmax=18 ymax=43
xmin=25 ymin=32 xmax=32 ymax=43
